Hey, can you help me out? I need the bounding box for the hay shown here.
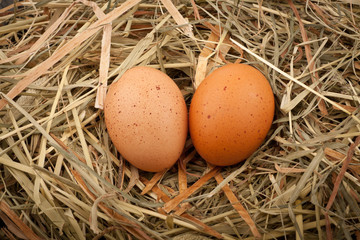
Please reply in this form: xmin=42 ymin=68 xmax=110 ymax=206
xmin=0 ymin=0 xmax=360 ymax=239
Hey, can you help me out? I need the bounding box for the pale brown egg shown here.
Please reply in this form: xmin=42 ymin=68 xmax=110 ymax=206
xmin=104 ymin=66 xmax=188 ymax=172
xmin=189 ymin=64 xmax=275 ymax=166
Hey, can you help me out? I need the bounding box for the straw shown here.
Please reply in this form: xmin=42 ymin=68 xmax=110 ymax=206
xmin=1 ymin=0 xmax=360 ymax=239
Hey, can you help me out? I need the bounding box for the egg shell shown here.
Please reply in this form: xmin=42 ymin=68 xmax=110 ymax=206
xmin=189 ymin=64 xmax=275 ymax=166
xmin=104 ymin=66 xmax=188 ymax=172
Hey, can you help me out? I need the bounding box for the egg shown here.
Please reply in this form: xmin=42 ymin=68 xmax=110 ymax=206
xmin=104 ymin=66 xmax=188 ymax=172
xmin=189 ymin=64 xmax=275 ymax=166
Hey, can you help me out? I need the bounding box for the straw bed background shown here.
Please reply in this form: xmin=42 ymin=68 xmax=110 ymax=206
xmin=0 ymin=0 xmax=360 ymax=239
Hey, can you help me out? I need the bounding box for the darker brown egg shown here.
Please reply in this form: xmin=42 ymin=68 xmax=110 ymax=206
xmin=189 ymin=64 xmax=275 ymax=166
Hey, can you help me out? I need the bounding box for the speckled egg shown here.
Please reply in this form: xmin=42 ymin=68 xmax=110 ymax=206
xmin=189 ymin=64 xmax=275 ymax=166
xmin=104 ymin=66 xmax=188 ymax=172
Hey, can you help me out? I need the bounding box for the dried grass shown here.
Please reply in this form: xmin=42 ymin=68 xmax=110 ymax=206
xmin=1 ymin=0 xmax=360 ymax=239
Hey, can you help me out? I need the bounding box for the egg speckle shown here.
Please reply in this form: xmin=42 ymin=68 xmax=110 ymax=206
xmin=189 ymin=64 xmax=275 ymax=166
xmin=104 ymin=66 xmax=188 ymax=172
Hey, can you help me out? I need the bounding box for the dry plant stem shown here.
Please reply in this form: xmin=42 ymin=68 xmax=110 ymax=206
xmin=295 ymin=200 xmax=304 ymax=240
xmin=325 ymin=135 xmax=360 ymax=240
xmin=141 ymin=173 xmax=224 ymax=239
xmin=1 ymin=1 xmax=360 ymax=239
xmin=92 ymin=226 xmax=126 ymax=240
xmin=64 ymin=76 xmax=96 ymax=177
xmin=326 ymin=147 xmax=360 ymax=174
xmin=90 ymin=193 xmax=117 ymax=234
xmin=287 ymin=0 xmax=328 ymax=116
xmin=127 ymin=175 xmax=224 ymax=239
xmin=178 ymin=150 xmax=198 ymax=178
xmin=2 ymin=227 xmax=17 ymax=240
xmin=76 ymin=0 xmax=113 ymax=109
xmin=163 ymin=167 xmax=219 ymax=213
xmin=305 ymin=0 xmax=331 ymax=25
xmin=0 ymin=2 xmax=23 ymax=14
xmin=215 ymin=173 xmax=261 ymax=239
xmin=71 ymin=169 xmax=153 ymax=240
xmin=0 ymin=201 xmax=43 ymax=240
xmin=190 ymin=0 xmax=201 ymax=20
xmin=289 ymin=149 xmax=323 ymax=204
xmin=124 ymin=165 xmax=139 ymax=193
xmin=140 ymin=177 xmax=171 ymax=202
xmin=178 ymin=161 xmax=187 ymax=193
xmin=0 ymin=0 xmax=142 ymax=110
xmin=33 ymin=66 xmax=70 ymax=205
xmin=141 ymin=169 xmax=166 ymax=195
xmin=180 ymin=213 xmax=223 ymax=239
xmin=194 ymin=30 xmax=217 ymax=89
xmin=229 ymin=38 xmax=360 ymax=124
xmin=14 ymin=3 xmax=77 ymax=65
xmin=208 ymin=159 xmax=249 ymax=198
xmin=274 ymin=163 xmax=305 ymax=173
xmin=159 ymin=0 xmax=193 ymax=37
xmin=1 ymin=91 xmax=154 ymax=230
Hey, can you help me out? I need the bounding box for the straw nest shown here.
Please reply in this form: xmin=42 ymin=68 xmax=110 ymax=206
xmin=0 ymin=0 xmax=360 ymax=239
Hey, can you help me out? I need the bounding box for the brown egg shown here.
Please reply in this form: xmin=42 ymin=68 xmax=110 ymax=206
xmin=189 ymin=64 xmax=275 ymax=166
xmin=104 ymin=66 xmax=188 ymax=172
